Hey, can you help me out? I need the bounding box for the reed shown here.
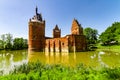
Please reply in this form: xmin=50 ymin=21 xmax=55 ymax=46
xmin=0 ymin=62 xmax=120 ymax=80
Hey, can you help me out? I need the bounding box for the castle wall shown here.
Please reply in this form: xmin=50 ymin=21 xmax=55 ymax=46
xmin=45 ymin=37 xmax=69 ymax=53
xmin=54 ymin=39 xmax=61 ymax=52
xmin=74 ymin=35 xmax=87 ymax=52
xmin=59 ymin=37 xmax=69 ymax=52
xmin=65 ymin=35 xmax=87 ymax=52
xmin=45 ymin=40 xmax=50 ymax=52
xmin=66 ymin=35 xmax=75 ymax=52
xmin=45 ymin=35 xmax=86 ymax=53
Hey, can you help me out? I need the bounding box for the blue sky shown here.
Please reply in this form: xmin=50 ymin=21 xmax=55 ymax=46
xmin=0 ymin=0 xmax=120 ymax=38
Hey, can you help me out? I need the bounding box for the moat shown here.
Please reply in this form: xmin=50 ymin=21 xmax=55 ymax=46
xmin=0 ymin=50 xmax=120 ymax=74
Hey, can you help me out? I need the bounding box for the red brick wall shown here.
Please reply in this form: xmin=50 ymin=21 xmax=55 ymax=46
xmin=28 ymin=21 xmax=45 ymax=52
xmin=53 ymin=28 xmax=61 ymax=38
xmin=71 ymin=19 xmax=83 ymax=35
xmin=74 ymin=35 xmax=87 ymax=51
xmin=45 ymin=37 xmax=69 ymax=53
xmin=53 ymin=31 xmax=61 ymax=38
xmin=45 ymin=35 xmax=87 ymax=53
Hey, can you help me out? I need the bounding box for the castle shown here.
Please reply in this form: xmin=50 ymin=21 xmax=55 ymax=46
xmin=28 ymin=7 xmax=87 ymax=52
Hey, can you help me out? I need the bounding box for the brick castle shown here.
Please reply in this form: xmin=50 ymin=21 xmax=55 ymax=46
xmin=28 ymin=7 xmax=87 ymax=52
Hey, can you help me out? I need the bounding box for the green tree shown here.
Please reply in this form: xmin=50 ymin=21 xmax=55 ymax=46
xmin=84 ymin=27 xmax=98 ymax=44
xmin=23 ymin=39 xmax=28 ymax=49
xmin=0 ymin=34 xmax=28 ymax=50
xmin=0 ymin=33 xmax=13 ymax=50
xmin=99 ymin=22 xmax=120 ymax=45
xmin=84 ymin=27 xmax=98 ymax=50
xmin=13 ymin=38 xmax=28 ymax=50
xmin=4 ymin=33 xmax=13 ymax=49
xmin=0 ymin=34 xmax=6 ymax=49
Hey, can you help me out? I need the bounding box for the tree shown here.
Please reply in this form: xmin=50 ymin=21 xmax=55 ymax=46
xmin=84 ymin=27 xmax=98 ymax=44
xmin=23 ymin=39 xmax=28 ymax=49
xmin=0 ymin=33 xmax=28 ymax=50
xmin=13 ymin=38 xmax=28 ymax=50
xmin=4 ymin=33 xmax=13 ymax=49
xmin=0 ymin=33 xmax=13 ymax=49
xmin=99 ymin=22 xmax=120 ymax=45
xmin=0 ymin=34 xmax=6 ymax=49
xmin=84 ymin=27 xmax=98 ymax=50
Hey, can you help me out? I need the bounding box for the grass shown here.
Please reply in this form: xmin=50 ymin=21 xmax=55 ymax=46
xmin=0 ymin=62 xmax=120 ymax=80
xmin=97 ymin=44 xmax=120 ymax=53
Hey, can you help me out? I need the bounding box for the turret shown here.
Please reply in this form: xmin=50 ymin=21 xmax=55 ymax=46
xmin=53 ymin=25 xmax=61 ymax=38
xmin=36 ymin=6 xmax=38 ymax=15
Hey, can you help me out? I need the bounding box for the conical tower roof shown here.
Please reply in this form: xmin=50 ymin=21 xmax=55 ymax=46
xmin=54 ymin=25 xmax=59 ymax=30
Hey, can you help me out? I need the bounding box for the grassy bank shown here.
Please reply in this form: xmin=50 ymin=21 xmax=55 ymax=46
xmin=0 ymin=62 xmax=120 ymax=80
xmin=97 ymin=44 xmax=120 ymax=53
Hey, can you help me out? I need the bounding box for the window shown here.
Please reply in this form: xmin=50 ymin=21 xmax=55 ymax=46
xmin=62 ymin=43 xmax=64 ymax=46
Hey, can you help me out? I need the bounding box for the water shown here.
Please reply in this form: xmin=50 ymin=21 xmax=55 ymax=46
xmin=0 ymin=50 xmax=28 ymax=75
xmin=0 ymin=50 xmax=120 ymax=74
xmin=28 ymin=50 xmax=120 ymax=68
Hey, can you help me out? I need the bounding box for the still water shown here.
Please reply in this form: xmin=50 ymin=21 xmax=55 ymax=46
xmin=0 ymin=50 xmax=120 ymax=74
xmin=0 ymin=50 xmax=28 ymax=74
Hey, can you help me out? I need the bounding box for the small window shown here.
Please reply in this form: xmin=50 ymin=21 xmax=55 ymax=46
xmin=33 ymin=35 xmax=36 ymax=40
xmin=62 ymin=43 xmax=64 ymax=46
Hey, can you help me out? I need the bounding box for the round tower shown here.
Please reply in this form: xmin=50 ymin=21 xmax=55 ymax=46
xmin=28 ymin=7 xmax=45 ymax=52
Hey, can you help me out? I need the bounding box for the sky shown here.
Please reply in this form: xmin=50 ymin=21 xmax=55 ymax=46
xmin=0 ymin=0 xmax=120 ymax=39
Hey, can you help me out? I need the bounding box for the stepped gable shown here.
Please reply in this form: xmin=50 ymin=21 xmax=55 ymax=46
xmin=71 ymin=19 xmax=83 ymax=35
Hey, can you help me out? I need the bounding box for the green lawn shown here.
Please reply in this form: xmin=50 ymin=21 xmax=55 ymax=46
xmin=97 ymin=44 xmax=120 ymax=53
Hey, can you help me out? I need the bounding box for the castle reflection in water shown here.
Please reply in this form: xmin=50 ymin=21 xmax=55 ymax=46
xmin=28 ymin=50 xmax=120 ymax=68
xmin=28 ymin=51 xmax=100 ymax=67
xmin=28 ymin=51 xmax=75 ymax=66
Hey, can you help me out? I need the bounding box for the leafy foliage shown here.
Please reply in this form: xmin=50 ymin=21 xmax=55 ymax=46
xmin=0 ymin=33 xmax=28 ymax=50
xmin=0 ymin=33 xmax=13 ymax=49
xmin=84 ymin=27 xmax=98 ymax=50
xmin=99 ymin=22 xmax=120 ymax=45
xmin=12 ymin=38 xmax=28 ymax=50
xmin=84 ymin=27 xmax=98 ymax=44
xmin=1 ymin=62 xmax=120 ymax=80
